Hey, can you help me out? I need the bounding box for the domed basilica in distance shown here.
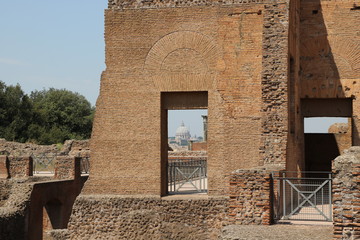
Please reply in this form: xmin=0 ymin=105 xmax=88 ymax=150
xmin=168 ymin=121 xmax=204 ymax=151
xmin=175 ymin=121 xmax=191 ymax=145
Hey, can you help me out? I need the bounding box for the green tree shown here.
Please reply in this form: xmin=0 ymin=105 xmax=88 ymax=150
xmin=0 ymin=81 xmax=33 ymax=142
xmin=30 ymin=88 xmax=94 ymax=144
xmin=0 ymin=81 xmax=94 ymax=144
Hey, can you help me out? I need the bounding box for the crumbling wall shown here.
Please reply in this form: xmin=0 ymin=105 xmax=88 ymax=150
xmin=300 ymin=0 xmax=360 ymax=146
xmin=228 ymin=169 xmax=272 ymax=225
xmin=168 ymin=151 xmax=207 ymax=158
xmin=8 ymin=156 xmax=33 ymax=178
xmin=0 ymin=179 xmax=33 ymax=240
xmin=0 ymin=138 xmax=58 ymax=156
xmin=0 ymin=138 xmax=90 ymax=158
xmin=332 ymin=146 xmax=360 ymax=239
xmin=260 ymin=2 xmax=290 ymax=168
xmin=60 ymin=140 xmax=90 ymax=158
xmin=56 ymin=195 xmax=227 ymax=240
xmin=54 ymin=156 xmax=81 ymax=180
xmin=52 ymin=168 xmax=276 ymax=239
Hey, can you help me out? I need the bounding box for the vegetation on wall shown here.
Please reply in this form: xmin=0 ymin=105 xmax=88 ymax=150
xmin=0 ymin=81 xmax=94 ymax=144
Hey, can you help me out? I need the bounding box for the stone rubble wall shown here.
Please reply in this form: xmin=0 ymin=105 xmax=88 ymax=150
xmin=0 ymin=138 xmax=90 ymax=158
xmin=0 ymin=179 xmax=34 ymax=240
xmin=8 ymin=156 xmax=33 ymax=178
xmin=332 ymin=146 xmax=360 ymax=239
xmin=108 ymin=0 xmax=269 ymax=10
xmin=55 ymin=195 xmax=228 ymax=240
xmin=0 ymin=138 xmax=58 ymax=156
xmin=60 ymin=140 xmax=90 ymax=158
xmin=228 ymin=169 xmax=272 ymax=225
xmin=260 ymin=2 xmax=289 ymax=167
xmin=168 ymin=151 xmax=207 ymax=157
xmin=52 ymin=169 xmax=273 ymax=239
xmin=0 ymin=156 xmax=9 ymax=179
xmin=54 ymin=157 xmax=81 ymax=180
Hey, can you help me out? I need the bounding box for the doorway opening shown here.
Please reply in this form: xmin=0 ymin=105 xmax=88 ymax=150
xmin=161 ymin=92 xmax=208 ymax=196
xmin=301 ymin=98 xmax=353 ymax=173
xmin=304 ymin=117 xmax=351 ymax=172
xmin=42 ymin=199 xmax=62 ymax=240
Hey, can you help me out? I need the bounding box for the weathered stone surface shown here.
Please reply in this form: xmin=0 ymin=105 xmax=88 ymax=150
xmin=0 ymin=179 xmax=33 ymax=240
xmin=227 ymin=169 xmax=272 ymax=225
xmin=0 ymin=138 xmax=90 ymax=158
xmin=54 ymin=156 xmax=81 ymax=180
xmin=63 ymin=195 xmax=228 ymax=240
xmin=332 ymin=147 xmax=360 ymax=239
xmin=8 ymin=156 xmax=33 ymax=178
xmin=220 ymin=224 xmax=333 ymax=240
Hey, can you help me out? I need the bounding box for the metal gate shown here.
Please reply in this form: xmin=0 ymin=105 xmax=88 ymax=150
xmin=273 ymin=172 xmax=332 ymax=222
xmin=168 ymin=158 xmax=207 ymax=193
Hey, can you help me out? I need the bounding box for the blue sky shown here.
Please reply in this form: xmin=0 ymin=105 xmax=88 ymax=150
xmin=0 ymin=1 xmax=106 ymax=106
xmin=0 ymin=1 xmax=347 ymax=137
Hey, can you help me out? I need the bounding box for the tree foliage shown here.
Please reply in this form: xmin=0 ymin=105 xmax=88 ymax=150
xmin=0 ymin=81 xmax=94 ymax=144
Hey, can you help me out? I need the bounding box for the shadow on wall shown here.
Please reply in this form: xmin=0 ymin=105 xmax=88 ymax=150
xmin=300 ymin=0 xmax=343 ymax=99
xmin=299 ymin=0 xmax=360 ymax=161
xmin=304 ymin=133 xmax=340 ymax=172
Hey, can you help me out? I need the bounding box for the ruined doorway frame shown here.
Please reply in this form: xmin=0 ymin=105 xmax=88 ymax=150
xmin=301 ymin=98 xmax=353 ymax=172
xmin=160 ymin=91 xmax=208 ymax=196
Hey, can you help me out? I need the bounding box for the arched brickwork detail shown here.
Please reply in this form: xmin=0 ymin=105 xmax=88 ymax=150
xmin=329 ymin=37 xmax=360 ymax=78
xmin=144 ymin=31 xmax=224 ymax=91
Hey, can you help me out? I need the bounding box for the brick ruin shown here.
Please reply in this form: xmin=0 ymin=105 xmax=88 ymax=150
xmin=1 ymin=0 xmax=360 ymax=238
xmin=66 ymin=0 xmax=360 ymax=238
xmin=332 ymin=147 xmax=360 ymax=239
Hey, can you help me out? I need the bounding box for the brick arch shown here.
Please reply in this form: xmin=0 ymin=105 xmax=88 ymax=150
xmin=144 ymin=31 xmax=224 ymax=91
xmin=330 ymin=37 xmax=360 ymax=78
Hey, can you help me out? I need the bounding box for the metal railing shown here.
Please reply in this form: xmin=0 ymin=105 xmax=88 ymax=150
xmin=168 ymin=158 xmax=207 ymax=193
xmin=80 ymin=156 xmax=90 ymax=174
xmin=272 ymin=171 xmax=332 ymax=222
xmin=31 ymin=153 xmax=57 ymax=174
xmin=0 ymin=150 xmax=90 ymax=175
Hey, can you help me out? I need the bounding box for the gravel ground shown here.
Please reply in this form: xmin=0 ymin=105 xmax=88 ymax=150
xmin=220 ymin=224 xmax=333 ymax=240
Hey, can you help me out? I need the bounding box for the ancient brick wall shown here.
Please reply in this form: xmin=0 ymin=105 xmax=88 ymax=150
xmin=228 ymin=169 xmax=272 ymax=225
xmin=190 ymin=142 xmax=207 ymax=151
xmin=260 ymin=2 xmax=291 ymax=168
xmin=328 ymin=122 xmax=353 ymax=155
xmin=332 ymin=146 xmax=360 ymax=239
xmin=0 ymin=156 xmax=9 ymax=179
xmin=54 ymin=157 xmax=81 ymax=180
xmin=300 ymin=0 xmax=360 ymax=147
xmin=168 ymin=151 xmax=207 ymax=158
xmin=50 ymin=168 xmax=275 ymax=239
xmin=86 ymin=0 xmax=291 ymax=196
xmin=8 ymin=156 xmax=33 ymax=178
xmin=286 ymin=0 xmax=304 ymax=173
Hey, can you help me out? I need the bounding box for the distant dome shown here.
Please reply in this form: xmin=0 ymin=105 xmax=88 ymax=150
xmin=175 ymin=121 xmax=191 ymax=141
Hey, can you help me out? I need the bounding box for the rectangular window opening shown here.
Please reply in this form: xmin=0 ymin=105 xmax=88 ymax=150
xmin=167 ymin=109 xmax=208 ymax=195
xmin=160 ymin=91 xmax=208 ymax=196
xmin=304 ymin=117 xmax=351 ymax=174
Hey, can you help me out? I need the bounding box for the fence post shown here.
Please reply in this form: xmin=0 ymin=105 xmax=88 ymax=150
xmin=0 ymin=155 xmax=9 ymax=179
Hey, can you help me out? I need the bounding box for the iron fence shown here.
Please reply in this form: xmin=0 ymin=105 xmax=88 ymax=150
xmin=168 ymin=158 xmax=207 ymax=193
xmin=31 ymin=153 xmax=57 ymax=174
xmin=0 ymin=150 xmax=90 ymax=175
xmin=80 ymin=156 xmax=90 ymax=174
xmin=272 ymin=171 xmax=332 ymax=222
